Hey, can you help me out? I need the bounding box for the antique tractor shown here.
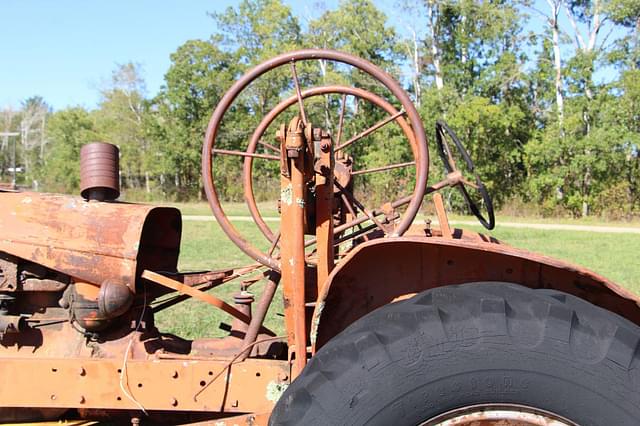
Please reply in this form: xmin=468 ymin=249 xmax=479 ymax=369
xmin=1 ymin=50 xmax=639 ymax=425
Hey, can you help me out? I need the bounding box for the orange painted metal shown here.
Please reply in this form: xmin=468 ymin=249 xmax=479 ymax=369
xmin=278 ymin=118 xmax=308 ymax=376
xmin=433 ymin=192 xmax=452 ymax=239
xmin=3 ymin=49 xmax=640 ymax=425
xmin=311 ymin=235 xmax=640 ymax=348
xmin=0 ymin=357 xmax=288 ymax=414
xmin=314 ymin=130 xmax=335 ymax=292
xmin=0 ymin=192 xmax=181 ymax=290
xmin=186 ymin=411 xmax=272 ymax=425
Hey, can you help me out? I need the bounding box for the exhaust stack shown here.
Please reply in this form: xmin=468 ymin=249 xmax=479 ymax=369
xmin=80 ymin=142 xmax=120 ymax=201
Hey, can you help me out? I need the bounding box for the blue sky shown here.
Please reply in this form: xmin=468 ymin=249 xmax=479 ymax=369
xmin=0 ymin=1 xmax=245 ymax=109
xmin=0 ymin=1 xmax=622 ymax=111
xmin=0 ymin=0 xmax=349 ymax=110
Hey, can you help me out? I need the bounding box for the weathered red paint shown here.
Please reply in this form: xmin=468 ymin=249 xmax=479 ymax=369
xmin=312 ymin=232 xmax=640 ymax=349
xmin=0 ymin=192 xmax=181 ymax=290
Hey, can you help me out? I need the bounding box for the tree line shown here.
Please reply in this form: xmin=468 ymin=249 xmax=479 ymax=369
xmin=1 ymin=0 xmax=638 ymax=219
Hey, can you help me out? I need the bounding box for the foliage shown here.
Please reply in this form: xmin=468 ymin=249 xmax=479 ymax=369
xmin=2 ymin=0 xmax=639 ymax=219
xmin=40 ymin=107 xmax=99 ymax=193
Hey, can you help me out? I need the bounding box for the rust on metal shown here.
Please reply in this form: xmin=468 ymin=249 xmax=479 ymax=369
xmin=1 ymin=48 xmax=637 ymax=425
xmin=278 ymin=117 xmax=309 ymax=376
xmin=311 ymin=235 xmax=640 ymax=348
xmin=80 ymin=142 xmax=120 ymax=201
xmin=239 ymin=271 xmax=281 ymax=361
xmin=0 ymin=357 xmax=289 ymax=413
xmin=314 ymin=130 xmax=335 ymax=293
xmin=202 ymin=49 xmax=429 ymax=270
xmin=421 ymin=404 xmax=576 ymax=425
xmin=433 ymin=192 xmax=452 ymax=239
xmin=243 ymin=85 xmax=421 ymax=247
xmin=0 ymin=192 xmax=181 ymax=291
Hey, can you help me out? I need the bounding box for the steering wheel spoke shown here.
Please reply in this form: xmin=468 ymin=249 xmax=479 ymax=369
xmin=351 ymin=160 xmax=415 ymax=176
xmin=290 ymin=61 xmax=308 ymax=127
xmin=335 ymin=109 xmax=406 ymax=152
xmin=435 ymin=120 xmax=495 ymax=230
xmin=212 ymin=148 xmax=280 ymax=161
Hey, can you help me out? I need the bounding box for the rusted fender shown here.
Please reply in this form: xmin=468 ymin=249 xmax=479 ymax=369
xmin=0 ymin=192 xmax=181 ymax=291
xmin=311 ymin=235 xmax=640 ymax=349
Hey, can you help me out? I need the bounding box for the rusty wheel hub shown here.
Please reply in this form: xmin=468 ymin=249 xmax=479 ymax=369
xmin=421 ymin=404 xmax=577 ymax=426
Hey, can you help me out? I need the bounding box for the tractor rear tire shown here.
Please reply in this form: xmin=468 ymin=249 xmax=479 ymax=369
xmin=270 ymin=282 xmax=640 ymax=426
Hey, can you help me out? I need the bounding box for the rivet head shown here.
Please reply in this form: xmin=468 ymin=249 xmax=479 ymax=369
xmin=50 ymin=394 xmax=56 ymax=400
xmin=172 ymin=370 xmax=179 ymax=379
xmin=171 ymin=397 xmax=178 ymax=407
xmin=79 ymin=367 xmax=86 ymax=376
xmin=79 ymin=396 xmax=85 ymax=404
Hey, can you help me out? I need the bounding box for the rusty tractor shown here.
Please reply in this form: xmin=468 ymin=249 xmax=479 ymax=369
xmin=1 ymin=49 xmax=639 ymax=425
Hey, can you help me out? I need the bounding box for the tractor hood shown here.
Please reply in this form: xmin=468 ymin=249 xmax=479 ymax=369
xmin=0 ymin=192 xmax=181 ymax=291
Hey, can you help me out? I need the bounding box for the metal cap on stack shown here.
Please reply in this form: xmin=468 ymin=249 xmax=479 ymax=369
xmin=80 ymin=142 xmax=120 ymax=201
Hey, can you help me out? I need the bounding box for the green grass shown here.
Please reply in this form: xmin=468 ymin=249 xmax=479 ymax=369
xmin=448 ymin=213 xmax=640 ymax=227
xmin=154 ymin=205 xmax=640 ymax=340
xmin=463 ymin=224 xmax=640 ymax=292
xmin=159 ymin=201 xmax=279 ymax=217
xmin=154 ymin=220 xmax=284 ymax=339
xmin=161 ymin=201 xmax=640 ymax=226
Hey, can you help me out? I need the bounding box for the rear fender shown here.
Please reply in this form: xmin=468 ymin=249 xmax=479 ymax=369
xmin=311 ymin=236 xmax=640 ymax=349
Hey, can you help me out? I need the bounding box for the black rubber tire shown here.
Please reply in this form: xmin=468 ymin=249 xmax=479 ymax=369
xmin=270 ymin=282 xmax=640 ymax=426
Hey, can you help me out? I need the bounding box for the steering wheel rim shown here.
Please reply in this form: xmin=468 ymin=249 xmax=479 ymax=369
xmin=202 ymin=49 xmax=429 ymax=271
xmin=243 ymin=85 xmax=421 ymax=244
xmin=435 ymin=120 xmax=495 ymax=230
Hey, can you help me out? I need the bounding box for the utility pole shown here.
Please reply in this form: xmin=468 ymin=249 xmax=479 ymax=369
xmin=0 ymin=131 xmax=20 ymax=188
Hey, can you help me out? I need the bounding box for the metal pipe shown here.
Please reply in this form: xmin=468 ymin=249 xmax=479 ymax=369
xmin=238 ymin=271 xmax=280 ymax=361
xmin=80 ymin=142 xmax=120 ymax=201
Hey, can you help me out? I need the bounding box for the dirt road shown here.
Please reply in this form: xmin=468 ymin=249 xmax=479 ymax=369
xmin=182 ymin=215 xmax=640 ymax=235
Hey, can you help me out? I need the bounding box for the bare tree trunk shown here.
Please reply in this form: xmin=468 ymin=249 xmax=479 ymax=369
xmin=403 ymin=26 xmax=422 ymax=106
xmin=427 ymin=0 xmax=444 ymax=90
xmin=547 ymin=0 xmax=564 ymax=129
xmin=40 ymin=114 xmax=46 ymax=160
xmin=564 ymin=0 xmax=604 ymax=101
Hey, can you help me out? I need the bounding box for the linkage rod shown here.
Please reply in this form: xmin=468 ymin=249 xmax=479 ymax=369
xmin=335 ymin=93 xmax=347 ymax=146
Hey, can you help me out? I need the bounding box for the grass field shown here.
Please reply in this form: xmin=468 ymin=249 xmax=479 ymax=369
xmin=163 ymin=201 xmax=640 ymax=226
xmin=154 ymin=204 xmax=640 ymax=340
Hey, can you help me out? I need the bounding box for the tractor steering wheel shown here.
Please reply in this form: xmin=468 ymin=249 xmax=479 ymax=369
xmin=435 ymin=120 xmax=495 ymax=230
xmin=202 ymin=49 xmax=429 ymax=271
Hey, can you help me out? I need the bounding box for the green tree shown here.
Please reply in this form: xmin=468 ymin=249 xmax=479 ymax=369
xmin=95 ymin=63 xmax=149 ymax=196
xmin=608 ymin=0 xmax=640 ymax=70
xmin=41 ymin=107 xmax=99 ymax=193
xmin=414 ymin=1 xmax=532 ymax=208
xmin=307 ymin=0 xmax=397 ymax=65
xmin=211 ymin=0 xmax=301 ymax=65
xmin=153 ymin=39 xmax=238 ymax=199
